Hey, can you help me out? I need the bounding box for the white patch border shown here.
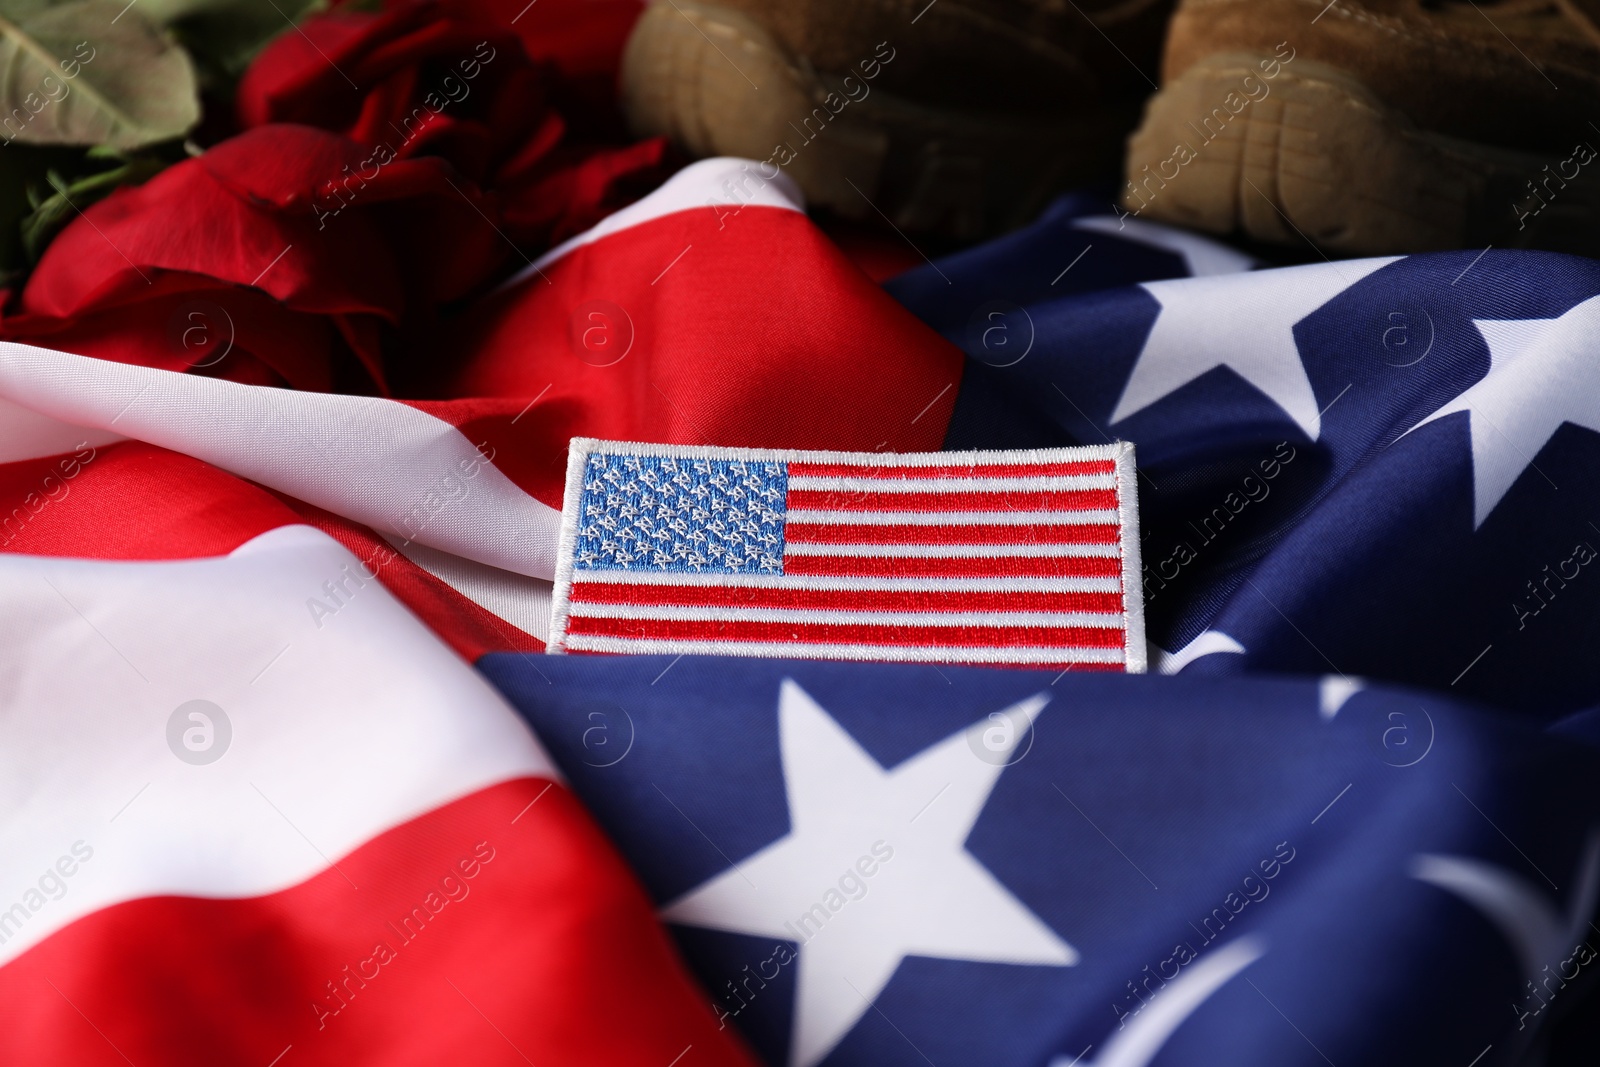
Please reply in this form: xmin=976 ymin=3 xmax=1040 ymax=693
xmin=547 ymin=438 xmax=1146 ymax=673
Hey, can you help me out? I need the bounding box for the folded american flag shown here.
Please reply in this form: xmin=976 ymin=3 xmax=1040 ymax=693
xmin=548 ymin=438 xmax=1146 ymax=670
xmin=6 ymin=148 xmax=1600 ymax=1067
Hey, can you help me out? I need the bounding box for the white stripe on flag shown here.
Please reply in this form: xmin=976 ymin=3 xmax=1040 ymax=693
xmin=498 ymin=157 xmax=806 ymax=292
xmin=0 ymin=395 xmax=125 ymax=464
xmin=0 ymin=342 xmax=564 ymax=579
xmin=0 ymin=525 xmax=552 ymax=966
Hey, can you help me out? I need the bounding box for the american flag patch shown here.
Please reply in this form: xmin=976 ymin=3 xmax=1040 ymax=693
xmin=547 ymin=439 xmax=1146 ymax=672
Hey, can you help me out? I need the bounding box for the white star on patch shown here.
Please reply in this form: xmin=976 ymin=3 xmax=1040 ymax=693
xmin=1112 ymin=258 xmax=1398 ymax=439
xmin=1405 ymin=293 xmax=1600 ymax=527
xmin=663 ymin=680 xmax=1076 ymax=1067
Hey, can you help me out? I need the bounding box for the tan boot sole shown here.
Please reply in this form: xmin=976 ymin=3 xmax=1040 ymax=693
xmin=622 ymin=0 xmax=1139 ymax=237
xmin=1123 ymin=54 xmax=1600 ymax=255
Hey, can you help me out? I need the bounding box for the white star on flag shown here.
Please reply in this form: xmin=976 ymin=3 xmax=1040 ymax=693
xmin=1113 ymin=258 xmax=1398 ymax=439
xmin=1071 ymin=215 xmax=1258 ymax=277
xmin=1406 ymin=293 xmax=1600 ymax=527
xmin=662 ymin=680 xmax=1076 ymax=1067
xmin=1148 ymin=630 xmax=1245 ymax=675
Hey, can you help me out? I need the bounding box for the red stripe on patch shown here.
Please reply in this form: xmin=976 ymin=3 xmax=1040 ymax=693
xmin=1013 ymin=661 xmax=1125 ymax=673
xmin=782 ymin=554 xmax=1124 ymax=579
xmin=783 ymin=522 xmax=1122 ymax=546
xmin=787 ymin=460 xmax=1117 ymax=479
xmin=785 ymin=488 xmax=1120 ymax=513
xmin=566 ymin=616 xmax=1128 ymax=649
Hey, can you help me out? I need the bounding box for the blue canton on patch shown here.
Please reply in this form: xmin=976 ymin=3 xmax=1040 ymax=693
xmin=573 ymin=452 xmax=787 ymax=573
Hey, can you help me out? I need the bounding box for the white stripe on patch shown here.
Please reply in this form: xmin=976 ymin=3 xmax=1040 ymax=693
xmin=564 ymin=570 xmax=1122 ymax=592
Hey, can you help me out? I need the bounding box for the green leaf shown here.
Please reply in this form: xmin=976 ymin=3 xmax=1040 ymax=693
xmin=0 ymin=142 xmax=88 ymax=282
xmin=0 ymin=0 xmax=71 ymax=23
xmin=18 ymin=154 xmax=163 ymax=261
xmin=165 ymin=0 xmax=324 ymax=85
xmin=135 ymin=0 xmax=224 ymax=22
xmin=0 ymin=0 xmax=200 ymax=150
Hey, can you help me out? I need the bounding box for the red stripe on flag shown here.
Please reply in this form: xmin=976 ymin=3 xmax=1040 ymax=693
xmin=0 ymin=442 xmax=295 ymax=560
xmin=566 ymin=616 xmax=1128 ymax=649
xmin=787 ymin=460 xmax=1117 ymax=479
xmin=784 ymin=522 xmax=1122 ymax=546
xmin=440 ymin=197 xmax=963 ymax=506
xmin=785 ymin=488 xmax=1120 ymax=513
xmin=782 ymin=554 xmax=1124 ymax=578
xmin=568 ymin=583 xmax=1124 ymax=614
xmin=0 ymin=778 xmax=751 ymax=1066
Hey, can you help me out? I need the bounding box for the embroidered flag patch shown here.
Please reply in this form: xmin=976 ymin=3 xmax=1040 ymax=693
xmin=547 ymin=439 xmax=1146 ymax=672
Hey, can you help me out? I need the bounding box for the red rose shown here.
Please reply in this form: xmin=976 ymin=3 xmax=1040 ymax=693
xmin=0 ymin=0 xmax=672 ymax=393
xmin=238 ymin=0 xmax=672 ymax=248
xmin=0 ymin=125 xmax=504 ymax=393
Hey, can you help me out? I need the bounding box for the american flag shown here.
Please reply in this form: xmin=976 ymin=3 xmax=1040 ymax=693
xmin=548 ymin=438 xmax=1146 ymax=670
xmin=10 ymin=133 xmax=1600 ymax=1067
